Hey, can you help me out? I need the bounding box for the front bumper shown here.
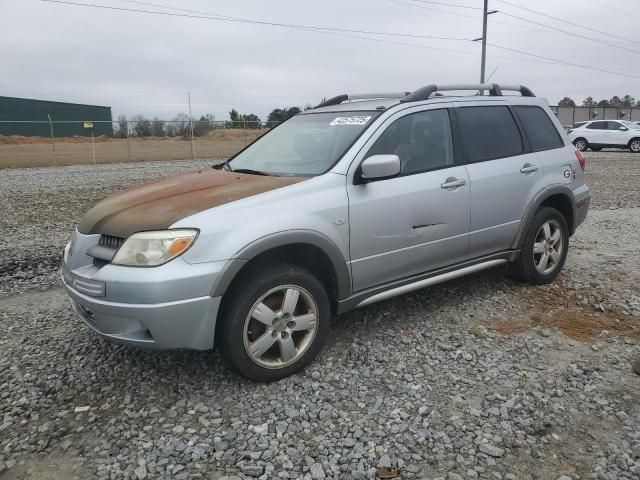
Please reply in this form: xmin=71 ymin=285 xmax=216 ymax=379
xmin=62 ymin=236 xmax=225 ymax=350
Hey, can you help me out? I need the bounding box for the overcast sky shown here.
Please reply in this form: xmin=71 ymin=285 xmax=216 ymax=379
xmin=3 ymin=0 xmax=639 ymax=120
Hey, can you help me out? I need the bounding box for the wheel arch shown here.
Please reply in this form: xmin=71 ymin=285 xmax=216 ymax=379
xmin=211 ymin=230 xmax=351 ymax=312
xmin=512 ymin=187 xmax=576 ymax=250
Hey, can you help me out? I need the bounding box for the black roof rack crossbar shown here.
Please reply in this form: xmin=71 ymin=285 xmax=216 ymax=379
xmin=399 ymin=83 xmax=535 ymax=102
xmin=314 ymin=92 xmax=409 ymax=109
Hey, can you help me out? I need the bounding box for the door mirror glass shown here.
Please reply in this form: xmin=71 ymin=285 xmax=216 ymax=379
xmin=360 ymin=154 xmax=401 ymax=181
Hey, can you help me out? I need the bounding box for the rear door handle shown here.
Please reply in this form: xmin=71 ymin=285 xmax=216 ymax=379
xmin=520 ymin=164 xmax=539 ymax=174
xmin=441 ymin=177 xmax=466 ymax=189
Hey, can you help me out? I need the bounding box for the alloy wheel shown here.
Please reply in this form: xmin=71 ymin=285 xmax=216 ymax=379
xmin=243 ymin=285 xmax=318 ymax=369
xmin=533 ymin=220 xmax=564 ymax=275
xmin=630 ymin=140 xmax=640 ymax=153
xmin=574 ymin=139 xmax=587 ymax=151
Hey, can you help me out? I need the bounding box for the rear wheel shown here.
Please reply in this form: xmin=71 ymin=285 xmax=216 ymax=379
xmin=573 ymin=138 xmax=588 ymax=152
xmin=217 ymin=263 xmax=330 ymax=381
xmin=629 ymin=138 xmax=640 ymax=153
xmin=511 ymin=207 xmax=569 ymax=284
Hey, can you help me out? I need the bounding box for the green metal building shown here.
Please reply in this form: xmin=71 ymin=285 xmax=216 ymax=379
xmin=0 ymin=96 xmax=112 ymax=137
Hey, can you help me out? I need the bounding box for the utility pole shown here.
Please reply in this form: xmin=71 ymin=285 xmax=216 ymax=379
xmin=188 ymin=91 xmax=196 ymax=161
xmin=474 ymin=0 xmax=497 ymax=93
xmin=480 ymin=0 xmax=488 ymax=84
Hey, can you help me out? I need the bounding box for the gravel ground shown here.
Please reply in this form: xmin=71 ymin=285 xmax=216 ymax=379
xmin=1 ymin=153 xmax=639 ymax=480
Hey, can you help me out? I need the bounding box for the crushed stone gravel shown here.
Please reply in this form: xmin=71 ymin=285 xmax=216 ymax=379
xmin=1 ymin=153 xmax=639 ymax=479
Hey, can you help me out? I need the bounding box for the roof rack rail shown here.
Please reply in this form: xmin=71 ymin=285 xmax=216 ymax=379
xmin=315 ymin=92 xmax=409 ymax=109
xmin=400 ymin=83 xmax=535 ymax=102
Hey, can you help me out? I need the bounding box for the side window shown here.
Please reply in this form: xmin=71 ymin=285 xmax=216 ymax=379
xmin=514 ymin=106 xmax=564 ymax=151
xmin=587 ymin=121 xmax=606 ymax=130
xmin=456 ymin=106 xmax=523 ymax=162
xmin=607 ymin=121 xmax=623 ymax=130
xmin=365 ymin=109 xmax=454 ymax=175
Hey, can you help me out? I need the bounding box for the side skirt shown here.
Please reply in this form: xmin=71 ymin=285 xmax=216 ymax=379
xmin=337 ymin=251 xmax=517 ymax=314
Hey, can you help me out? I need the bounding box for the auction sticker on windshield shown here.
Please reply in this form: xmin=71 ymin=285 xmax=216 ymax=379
xmin=330 ymin=116 xmax=372 ymax=126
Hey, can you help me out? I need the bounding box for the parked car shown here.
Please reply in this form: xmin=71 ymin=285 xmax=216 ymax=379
xmin=62 ymin=83 xmax=590 ymax=381
xmin=568 ymin=119 xmax=640 ymax=152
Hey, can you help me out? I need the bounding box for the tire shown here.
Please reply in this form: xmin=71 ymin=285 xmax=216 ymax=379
xmin=510 ymin=207 xmax=569 ymax=285
xmin=217 ymin=263 xmax=330 ymax=382
xmin=590 ymin=147 xmax=602 ymax=152
xmin=629 ymin=138 xmax=640 ymax=153
xmin=573 ymin=138 xmax=588 ymax=152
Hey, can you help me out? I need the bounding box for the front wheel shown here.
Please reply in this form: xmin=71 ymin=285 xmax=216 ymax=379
xmin=217 ymin=263 xmax=330 ymax=381
xmin=629 ymin=138 xmax=640 ymax=153
xmin=511 ymin=207 xmax=569 ymax=284
xmin=573 ymin=138 xmax=588 ymax=152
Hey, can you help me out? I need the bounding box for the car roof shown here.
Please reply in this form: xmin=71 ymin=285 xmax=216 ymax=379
xmin=307 ymin=94 xmax=548 ymax=114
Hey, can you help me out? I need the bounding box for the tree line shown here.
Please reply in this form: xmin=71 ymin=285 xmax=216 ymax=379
xmin=115 ymin=106 xmax=308 ymax=138
xmin=557 ymin=95 xmax=640 ymax=108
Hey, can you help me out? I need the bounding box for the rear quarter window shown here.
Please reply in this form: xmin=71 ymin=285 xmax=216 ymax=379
xmin=456 ymin=106 xmax=524 ymax=162
xmin=514 ymin=106 xmax=564 ymax=151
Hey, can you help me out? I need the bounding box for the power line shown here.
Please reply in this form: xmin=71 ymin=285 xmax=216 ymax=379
xmin=386 ymin=0 xmax=558 ymax=35
xmin=584 ymin=0 xmax=640 ymax=22
xmin=39 ymin=0 xmax=471 ymax=41
xmin=496 ymin=10 xmax=640 ymax=55
xmin=400 ymin=0 xmax=481 ymax=10
xmin=121 ymin=0 xmax=565 ymax=67
xmin=487 ymin=43 xmax=640 ymax=80
xmin=38 ymin=0 xmax=640 ymax=81
xmin=494 ymin=0 xmax=640 ymax=46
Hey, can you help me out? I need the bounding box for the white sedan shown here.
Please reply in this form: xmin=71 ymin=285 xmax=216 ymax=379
xmin=568 ymin=120 xmax=640 ymax=153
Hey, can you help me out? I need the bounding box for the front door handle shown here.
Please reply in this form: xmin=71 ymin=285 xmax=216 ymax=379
xmin=441 ymin=177 xmax=466 ymax=189
xmin=520 ymin=163 xmax=539 ymax=174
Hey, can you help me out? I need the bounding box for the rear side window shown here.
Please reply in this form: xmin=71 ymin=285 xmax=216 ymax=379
xmin=456 ymin=106 xmax=523 ymax=162
xmin=515 ymin=106 xmax=564 ymax=151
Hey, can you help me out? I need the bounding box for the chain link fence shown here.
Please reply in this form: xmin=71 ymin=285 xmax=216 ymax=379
xmin=0 ymin=120 xmax=280 ymax=168
xmin=5 ymin=106 xmax=640 ymax=168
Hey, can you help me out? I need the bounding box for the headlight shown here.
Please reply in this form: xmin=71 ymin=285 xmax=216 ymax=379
xmin=111 ymin=229 xmax=198 ymax=267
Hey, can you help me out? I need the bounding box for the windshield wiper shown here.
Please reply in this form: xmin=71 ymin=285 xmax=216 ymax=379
xmin=232 ymin=168 xmax=274 ymax=176
xmin=212 ymin=160 xmax=232 ymax=171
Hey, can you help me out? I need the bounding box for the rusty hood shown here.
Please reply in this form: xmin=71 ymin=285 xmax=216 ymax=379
xmin=77 ymin=168 xmax=305 ymax=238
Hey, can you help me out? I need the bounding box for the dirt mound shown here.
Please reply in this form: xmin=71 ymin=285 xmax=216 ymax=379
xmin=489 ymin=279 xmax=640 ymax=341
xmin=204 ymin=128 xmax=266 ymax=141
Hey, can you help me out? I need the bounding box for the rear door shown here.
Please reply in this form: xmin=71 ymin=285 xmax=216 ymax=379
xmin=513 ymin=105 xmax=570 ymax=186
xmin=585 ymin=120 xmax=607 ymax=145
xmin=347 ymin=104 xmax=470 ymax=291
xmin=455 ymin=102 xmax=546 ymax=257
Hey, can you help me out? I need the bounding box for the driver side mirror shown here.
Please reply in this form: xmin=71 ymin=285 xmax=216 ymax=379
xmin=358 ymin=154 xmax=401 ymax=183
xmin=619 ymin=126 xmax=628 ymax=131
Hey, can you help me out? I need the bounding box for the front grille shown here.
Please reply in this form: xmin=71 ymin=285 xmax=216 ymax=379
xmin=91 ymin=234 xmax=126 ymax=268
xmin=93 ymin=258 xmax=110 ymax=269
xmin=99 ymin=234 xmax=126 ymax=250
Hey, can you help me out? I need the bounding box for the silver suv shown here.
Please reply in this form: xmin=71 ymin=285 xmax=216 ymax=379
xmin=62 ymin=83 xmax=591 ymax=381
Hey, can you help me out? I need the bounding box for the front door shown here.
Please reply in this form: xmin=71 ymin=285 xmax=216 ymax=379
xmin=347 ymin=105 xmax=470 ymax=292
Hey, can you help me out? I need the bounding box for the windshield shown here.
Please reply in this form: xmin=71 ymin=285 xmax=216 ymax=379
xmin=229 ymin=111 xmax=379 ymax=176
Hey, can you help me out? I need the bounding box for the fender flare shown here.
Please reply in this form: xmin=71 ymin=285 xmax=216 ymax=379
xmin=511 ymin=185 xmax=576 ymax=250
xmin=210 ymin=230 xmax=352 ymax=300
